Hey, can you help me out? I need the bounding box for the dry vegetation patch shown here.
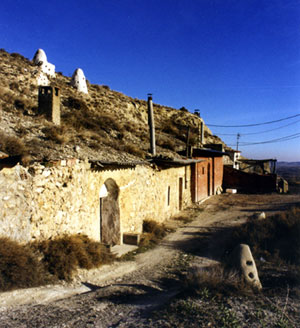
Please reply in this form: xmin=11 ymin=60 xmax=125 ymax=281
xmin=0 ymin=234 xmax=115 ymax=290
xmin=0 ymin=131 xmax=28 ymax=156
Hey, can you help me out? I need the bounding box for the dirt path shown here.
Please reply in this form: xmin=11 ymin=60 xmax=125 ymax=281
xmin=0 ymin=193 xmax=299 ymax=327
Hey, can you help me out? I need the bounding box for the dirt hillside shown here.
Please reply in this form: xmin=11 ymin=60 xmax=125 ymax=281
xmin=0 ymin=49 xmax=227 ymax=163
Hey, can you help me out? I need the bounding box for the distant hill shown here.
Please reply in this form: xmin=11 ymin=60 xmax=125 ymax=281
xmin=277 ymin=162 xmax=300 ymax=194
xmin=277 ymin=162 xmax=300 ymax=167
xmin=0 ymin=49 xmax=226 ymax=163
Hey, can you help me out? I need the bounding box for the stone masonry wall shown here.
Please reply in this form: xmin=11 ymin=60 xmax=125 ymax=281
xmin=0 ymin=160 xmax=192 ymax=244
xmin=0 ymin=165 xmax=32 ymax=243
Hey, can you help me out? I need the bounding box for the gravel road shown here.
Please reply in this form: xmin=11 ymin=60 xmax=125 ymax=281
xmin=0 ymin=193 xmax=299 ymax=327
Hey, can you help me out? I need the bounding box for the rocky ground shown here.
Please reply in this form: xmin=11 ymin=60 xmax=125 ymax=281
xmin=0 ymin=193 xmax=299 ymax=327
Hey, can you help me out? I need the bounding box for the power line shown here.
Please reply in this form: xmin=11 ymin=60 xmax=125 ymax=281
xmin=227 ymin=133 xmax=300 ymax=147
xmin=215 ymin=119 xmax=300 ymax=136
xmin=207 ymin=113 xmax=300 ymax=128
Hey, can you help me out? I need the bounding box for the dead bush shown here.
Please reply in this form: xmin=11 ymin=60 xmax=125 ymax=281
xmin=172 ymin=214 xmax=193 ymax=224
xmin=63 ymin=96 xmax=89 ymax=111
xmin=42 ymin=126 xmax=69 ymax=144
xmin=0 ymin=132 xmax=28 ymax=156
xmin=122 ymin=144 xmax=145 ymax=158
xmin=156 ymin=135 xmax=177 ymax=151
xmin=142 ymin=220 xmax=167 ymax=243
xmin=0 ymin=237 xmax=52 ymax=291
xmin=34 ymin=234 xmax=115 ymax=281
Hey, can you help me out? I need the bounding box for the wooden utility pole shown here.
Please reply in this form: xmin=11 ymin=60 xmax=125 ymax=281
xmin=236 ymin=133 xmax=241 ymax=151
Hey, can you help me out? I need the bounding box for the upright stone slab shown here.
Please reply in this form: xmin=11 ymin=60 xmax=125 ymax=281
xmin=227 ymin=244 xmax=262 ymax=290
xmin=38 ymin=86 xmax=61 ymax=125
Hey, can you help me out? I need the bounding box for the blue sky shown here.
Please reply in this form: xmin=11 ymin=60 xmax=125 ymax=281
xmin=1 ymin=0 xmax=299 ymax=161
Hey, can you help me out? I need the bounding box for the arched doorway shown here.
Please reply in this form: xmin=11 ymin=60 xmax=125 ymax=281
xmin=99 ymin=178 xmax=120 ymax=245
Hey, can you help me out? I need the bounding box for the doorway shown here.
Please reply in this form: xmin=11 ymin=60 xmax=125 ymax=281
xmin=99 ymin=178 xmax=120 ymax=245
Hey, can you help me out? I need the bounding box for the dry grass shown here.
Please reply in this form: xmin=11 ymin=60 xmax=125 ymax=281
xmin=185 ymin=264 xmax=254 ymax=297
xmin=172 ymin=213 xmax=194 ymax=224
xmin=225 ymin=206 xmax=300 ymax=266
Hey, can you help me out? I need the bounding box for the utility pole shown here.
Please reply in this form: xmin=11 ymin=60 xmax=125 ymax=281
xmin=236 ymin=133 xmax=241 ymax=151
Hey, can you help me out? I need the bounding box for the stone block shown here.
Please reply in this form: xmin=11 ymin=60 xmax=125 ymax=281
xmin=227 ymin=244 xmax=262 ymax=290
xmin=226 ymin=188 xmax=237 ymax=194
xmin=123 ymin=233 xmax=140 ymax=245
xmin=251 ymin=212 xmax=266 ymax=220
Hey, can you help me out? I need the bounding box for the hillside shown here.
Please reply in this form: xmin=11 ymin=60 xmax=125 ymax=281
xmin=277 ymin=161 xmax=300 ymax=194
xmin=0 ymin=49 xmax=226 ymax=164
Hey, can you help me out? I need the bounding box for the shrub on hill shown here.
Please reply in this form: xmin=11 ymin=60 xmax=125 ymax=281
xmin=0 ymin=132 xmax=28 ymax=156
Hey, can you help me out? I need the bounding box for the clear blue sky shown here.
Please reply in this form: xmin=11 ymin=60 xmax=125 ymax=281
xmin=1 ymin=0 xmax=299 ymax=161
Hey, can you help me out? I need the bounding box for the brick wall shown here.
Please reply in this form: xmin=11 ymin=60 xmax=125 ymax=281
xmin=223 ymin=165 xmax=277 ymax=193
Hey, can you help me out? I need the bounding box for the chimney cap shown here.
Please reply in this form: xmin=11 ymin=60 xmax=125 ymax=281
xmin=194 ymin=109 xmax=200 ymax=117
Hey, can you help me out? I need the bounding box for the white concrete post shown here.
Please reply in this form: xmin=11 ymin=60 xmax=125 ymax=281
xmin=147 ymin=94 xmax=156 ymax=156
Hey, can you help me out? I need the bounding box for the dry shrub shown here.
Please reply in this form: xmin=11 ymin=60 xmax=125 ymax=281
xmin=0 ymin=132 xmax=28 ymax=156
xmin=63 ymin=96 xmax=89 ymax=111
xmin=156 ymin=134 xmax=177 ymax=151
xmin=226 ymin=206 xmax=300 ymax=265
xmin=34 ymin=234 xmax=114 ymax=281
xmin=122 ymin=144 xmax=145 ymax=158
xmin=172 ymin=214 xmax=193 ymax=224
xmin=42 ymin=126 xmax=70 ymax=144
xmin=0 ymin=237 xmax=52 ymax=291
xmin=161 ymin=122 xmax=181 ymax=136
xmin=141 ymin=220 xmax=167 ymax=246
xmin=185 ymin=264 xmax=253 ymax=297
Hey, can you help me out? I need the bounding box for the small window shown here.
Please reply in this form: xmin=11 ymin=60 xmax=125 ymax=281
xmin=55 ymin=88 xmax=59 ymax=96
xmin=167 ymin=186 xmax=171 ymax=206
xmin=202 ymin=167 xmax=205 ymax=174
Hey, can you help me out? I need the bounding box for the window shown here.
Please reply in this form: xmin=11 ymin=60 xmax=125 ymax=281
xmin=167 ymin=186 xmax=171 ymax=206
xmin=202 ymin=167 xmax=205 ymax=174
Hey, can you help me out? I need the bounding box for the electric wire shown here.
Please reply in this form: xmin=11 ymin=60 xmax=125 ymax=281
xmin=227 ymin=133 xmax=300 ymax=147
xmin=215 ymin=119 xmax=300 ymax=136
xmin=206 ymin=113 xmax=300 ymax=128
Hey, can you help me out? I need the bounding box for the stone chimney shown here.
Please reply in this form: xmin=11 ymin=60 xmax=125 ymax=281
xmin=38 ymin=86 xmax=61 ymax=125
xmin=147 ymin=94 xmax=156 ymax=156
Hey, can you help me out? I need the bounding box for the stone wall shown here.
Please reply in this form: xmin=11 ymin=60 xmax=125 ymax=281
xmin=0 ymin=165 xmax=32 ymax=243
xmin=0 ymin=160 xmax=193 ymax=244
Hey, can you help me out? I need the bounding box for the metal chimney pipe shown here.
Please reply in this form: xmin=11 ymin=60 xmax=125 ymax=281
xmin=147 ymin=94 xmax=156 ymax=156
xmin=186 ymin=126 xmax=190 ymax=157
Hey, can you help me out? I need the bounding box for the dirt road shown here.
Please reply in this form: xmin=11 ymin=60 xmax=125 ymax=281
xmin=0 ymin=193 xmax=299 ymax=327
